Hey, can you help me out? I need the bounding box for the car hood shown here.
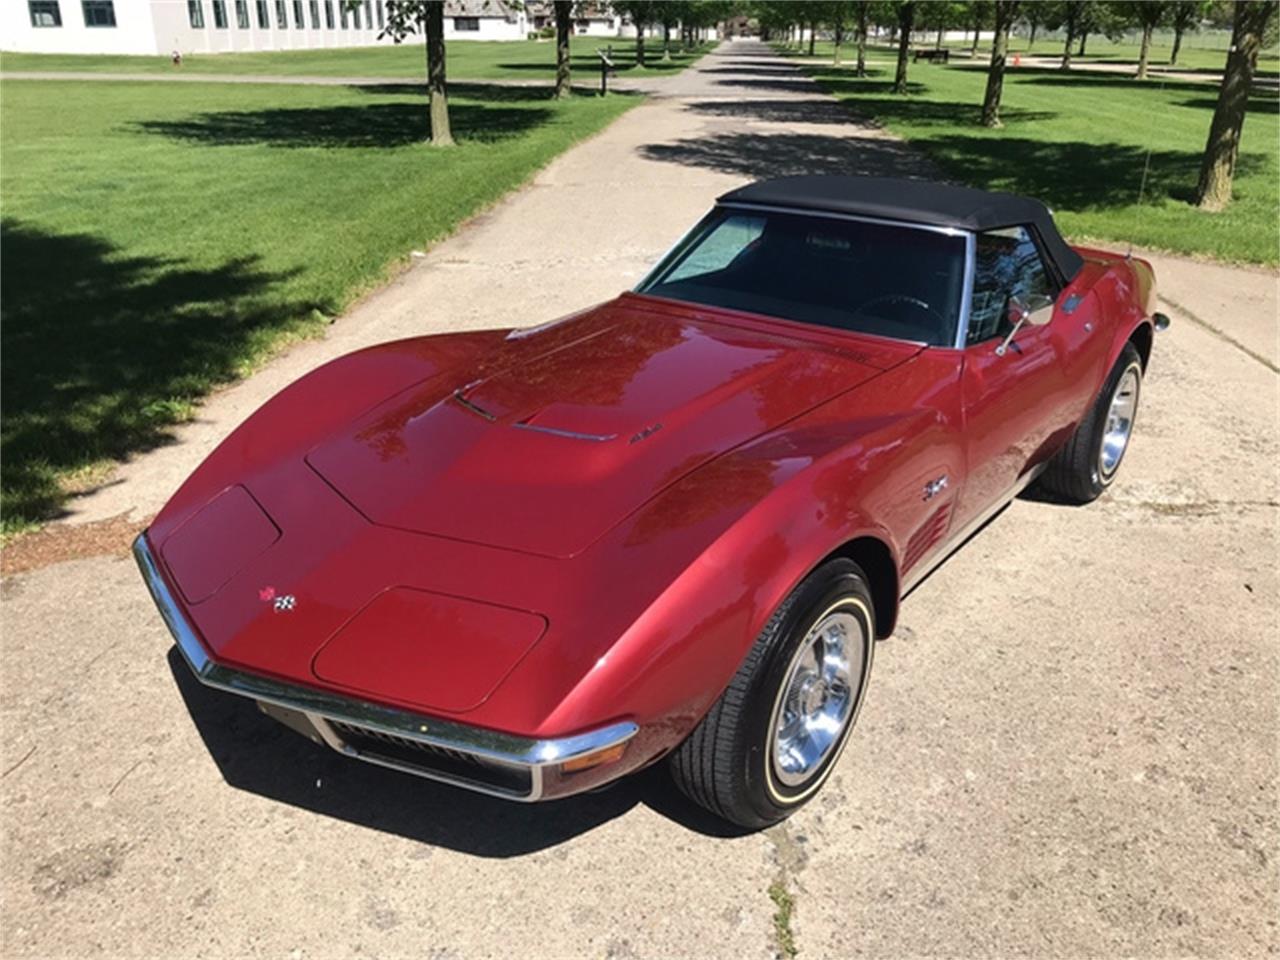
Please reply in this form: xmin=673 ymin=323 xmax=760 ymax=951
xmin=306 ymin=298 xmax=900 ymax=558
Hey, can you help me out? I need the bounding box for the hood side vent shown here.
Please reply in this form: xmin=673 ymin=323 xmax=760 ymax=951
xmin=452 ymin=389 xmax=496 ymax=422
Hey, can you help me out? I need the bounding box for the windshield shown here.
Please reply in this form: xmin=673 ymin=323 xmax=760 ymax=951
xmin=637 ymin=206 xmax=968 ymax=347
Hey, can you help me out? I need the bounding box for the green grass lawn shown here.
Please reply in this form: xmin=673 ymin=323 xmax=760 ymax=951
xmin=784 ymin=33 xmax=1279 ymax=76
xmin=0 ymin=78 xmax=638 ymax=534
xmin=780 ymin=47 xmax=1279 ymax=265
xmin=0 ymin=37 xmax=711 ymax=80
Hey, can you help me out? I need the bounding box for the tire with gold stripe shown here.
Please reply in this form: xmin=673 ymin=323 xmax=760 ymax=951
xmin=669 ymin=558 xmax=876 ymax=829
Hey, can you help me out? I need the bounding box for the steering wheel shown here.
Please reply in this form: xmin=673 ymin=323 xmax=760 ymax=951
xmin=851 ymin=294 xmax=949 ymax=341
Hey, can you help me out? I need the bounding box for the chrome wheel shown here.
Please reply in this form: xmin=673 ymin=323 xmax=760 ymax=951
xmin=770 ymin=608 xmax=865 ymax=787
xmin=1099 ymin=364 xmax=1140 ymax=479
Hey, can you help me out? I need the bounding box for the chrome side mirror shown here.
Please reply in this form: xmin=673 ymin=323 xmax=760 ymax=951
xmin=995 ymin=294 xmax=1055 ymax=356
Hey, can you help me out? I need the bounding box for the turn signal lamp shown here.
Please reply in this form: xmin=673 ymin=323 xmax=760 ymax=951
xmin=560 ymin=742 xmax=628 ymax=774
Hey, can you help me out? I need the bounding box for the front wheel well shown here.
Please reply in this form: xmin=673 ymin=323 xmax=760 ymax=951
xmin=825 ymin=536 xmax=898 ymax=639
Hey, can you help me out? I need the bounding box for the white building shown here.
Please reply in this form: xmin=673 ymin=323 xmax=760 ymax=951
xmin=525 ymin=2 xmax=618 ymax=37
xmin=441 ymin=0 xmax=526 ymax=41
xmin=2 ymin=0 xmax=529 ymax=55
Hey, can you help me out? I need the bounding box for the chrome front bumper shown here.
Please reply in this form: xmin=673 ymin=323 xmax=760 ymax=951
xmin=134 ymin=533 xmax=637 ymax=801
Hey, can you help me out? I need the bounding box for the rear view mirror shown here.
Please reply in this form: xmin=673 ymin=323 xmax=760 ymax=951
xmin=997 ymin=294 xmax=1056 ymax=356
xmin=1007 ymin=293 xmax=1055 ymax=328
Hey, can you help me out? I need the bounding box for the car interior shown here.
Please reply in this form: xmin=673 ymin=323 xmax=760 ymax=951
xmin=642 ymin=210 xmax=968 ymax=347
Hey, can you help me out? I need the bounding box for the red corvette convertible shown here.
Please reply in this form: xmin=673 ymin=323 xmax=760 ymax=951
xmin=137 ymin=176 xmax=1164 ymax=829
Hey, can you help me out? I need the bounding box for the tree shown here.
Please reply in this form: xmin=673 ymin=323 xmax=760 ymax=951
xmin=1056 ymin=0 xmax=1085 ymax=69
xmin=1169 ymin=0 xmax=1209 ymax=64
xmin=553 ymin=1 xmax=573 ymax=98
xmin=380 ymin=0 xmax=452 ymax=146
xmin=659 ymin=1 xmax=683 ymax=61
xmin=615 ymin=1 xmax=658 ymax=67
xmin=855 ymin=0 xmax=870 ymax=75
xmin=1022 ymin=2 xmax=1046 ymax=47
xmin=1195 ymin=0 xmax=1277 ymax=209
xmin=1132 ymin=1 xmax=1169 ymax=79
xmin=970 ymin=0 xmax=991 ymax=53
xmin=981 ymin=0 xmax=1019 ymax=126
xmin=894 ymin=1 xmax=916 ymax=93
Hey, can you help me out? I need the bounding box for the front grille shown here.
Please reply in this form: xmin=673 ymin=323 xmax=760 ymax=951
xmin=327 ymin=720 xmax=533 ymax=796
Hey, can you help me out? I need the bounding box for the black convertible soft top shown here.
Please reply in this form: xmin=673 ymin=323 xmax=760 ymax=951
xmin=718 ymin=175 xmax=1084 ymax=282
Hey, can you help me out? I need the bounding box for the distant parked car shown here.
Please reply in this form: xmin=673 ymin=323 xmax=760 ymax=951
xmin=137 ymin=176 xmax=1164 ymax=829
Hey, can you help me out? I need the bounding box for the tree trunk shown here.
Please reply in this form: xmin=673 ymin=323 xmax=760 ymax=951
xmin=809 ymin=20 xmax=817 ymax=55
xmin=982 ymin=0 xmax=1017 ymax=127
xmin=894 ymin=3 xmax=914 ymax=94
xmin=856 ymin=2 xmax=868 ymax=76
xmin=662 ymin=21 xmax=672 ymax=61
xmin=1196 ymin=0 xmax=1272 ymax=209
xmin=1060 ymin=19 xmax=1074 ymax=69
xmin=635 ymin=21 xmax=645 ymax=66
xmin=936 ymin=25 xmax=943 ymax=49
xmin=833 ymin=17 xmax=843 ymax=64
xmin=1078 ymin=28 xmax=1088 ymax=56
xmin=1136 ymin=23 xmax=1153 ymax=79
xmin=1029 ymin=21 xmax=1037 ymax=47
xmin=424 ymin=2 xmax=452 ymax=146
xmin=971 ymin=13 xmax=981 ymax=53
xmin=553 ymin=1 xmax=572 ymax=98
xmin=1171 ymin=24 xmax=1184 ymax=64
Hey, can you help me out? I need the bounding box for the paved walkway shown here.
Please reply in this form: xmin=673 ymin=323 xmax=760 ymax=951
xmin=3 ymin=41 xmax=1277 ymax=960
xmin=0 ymin=69 xmax=657 ymax=93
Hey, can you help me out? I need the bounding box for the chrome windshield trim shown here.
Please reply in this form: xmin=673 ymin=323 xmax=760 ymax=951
xmin=133 ymin=533 xmax=638 ymax=775
xmin=954 ymin=230 xmax=976 ymax=349
xmin=714 ymin=201 xmax=972 ymax=239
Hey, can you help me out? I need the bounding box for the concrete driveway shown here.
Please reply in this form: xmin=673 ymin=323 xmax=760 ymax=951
xmin=2 ymin=41 xmax=1277 ymax=959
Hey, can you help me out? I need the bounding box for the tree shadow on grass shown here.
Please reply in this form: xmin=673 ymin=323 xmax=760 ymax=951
xmin=807 ymin=76 xmax=928 ymax=97
xmin=1174 ymin=92 xmax=1280 ymax=115
xmin=0 ymin=220 xmax=312 ymax=528
xmin=351 ymin=81 xmax=641 ymax=102
xmin=886 ymin=133 xmax=1270 ymax=209
xmin=135 ymin=100 xmax=551 ymax=148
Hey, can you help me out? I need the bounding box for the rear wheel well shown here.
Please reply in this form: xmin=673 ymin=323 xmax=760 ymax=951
xmin=1130 ymin=322 xmax=1153 ymax=370
xmin=826 ymin=537 xmax=898 ymax=639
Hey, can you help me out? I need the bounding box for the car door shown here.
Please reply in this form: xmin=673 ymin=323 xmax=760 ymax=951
xmin=955 ymin=225 xmax=1101 ymax=524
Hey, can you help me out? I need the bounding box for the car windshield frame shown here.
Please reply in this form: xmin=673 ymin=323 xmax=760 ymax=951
xmin=636 ymin=202 xmax=977 ymax=350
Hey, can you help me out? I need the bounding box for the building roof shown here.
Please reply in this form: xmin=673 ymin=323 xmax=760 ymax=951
xmin=444 ymin=0 xmax=520 ymax=21
xmin=524 ymin=1 xmax=613 ymax=19
xmin=718 ymin=175 xmax=1083 ymax=280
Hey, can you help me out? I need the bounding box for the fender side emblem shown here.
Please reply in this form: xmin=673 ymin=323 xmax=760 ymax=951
xmin=923 ymin=476 xmax=949 ymax=501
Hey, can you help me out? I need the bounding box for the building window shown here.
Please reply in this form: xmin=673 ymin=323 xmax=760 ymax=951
xmin=187 ymin=0 xmax=204 ymax=27
xmin=255 ymin=0 xmax=267 ymax=26
xmin=376 ymin=0 xmax=383 ymax=29
xmin=81 ymin=0 xmax=115 ymax=26
xmin=351 ymin=2 xmax=361 ymax=27
xmin=308 ymin=0 xmax=319 ymax=26
xmin=292 ymin=0 xmax=303 ymax=27
xmin=323 ymin=0 xmax=333 ymax=27
xmin=338 ymin=0 xmax=346 ymax=27
xmin=453 ymin=16 xmax=479 ymax=31
xmin=211 ymin=0 xmax=227 ymax=28
xmin=235 ymin=0 xmax=249 ymax=28
xmin=364 ymin=1 xmax=371 ymax=28
xmin=29 ymin=1 xmax=62 ymax=26
xmin=274 ymin=0 xmax=286 ymax=27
